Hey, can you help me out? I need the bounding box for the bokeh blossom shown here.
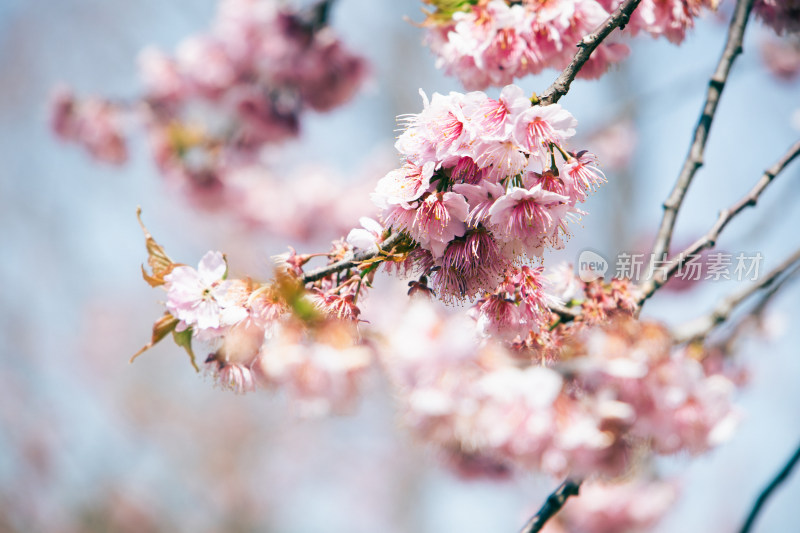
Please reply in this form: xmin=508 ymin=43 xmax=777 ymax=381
xmin=753 ymin=0 xmax=800 ymax=35
xmin=381 ymin=301 xmax=738 ymax=479
xmin=50 ymin=0 xmax=368 ymax=230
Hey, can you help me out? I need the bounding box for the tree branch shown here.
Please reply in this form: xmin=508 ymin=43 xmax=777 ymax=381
xmin=518 ymin=479 xmax=581 ymax=533
xmin=646 ymin=0 xmax=756 ymax=274
xmin=672 ymin=247 xmax=800 ymax=343
xmin=638 ymin=139 xmax=800 ymax=304
xmin=739 ymin=440 xmax=800 ymax=533
xmin=538 ymin=0 xmax=642 ymax=106
xmin=301 ymin=231 xmax=406 ymax=283
xmin=708 ymin=261 xmax=800 ymax=353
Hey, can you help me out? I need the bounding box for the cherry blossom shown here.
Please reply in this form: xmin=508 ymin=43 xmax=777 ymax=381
xmin=753 ymin=0 xmax=800 ymax=35
xmin=50 ymin=86 xmax=128 ymax=165
xmin=346 ymin=217 xmax=385 ymax=251
xmin=541 ymin=479 xmax=679 ymax=533
xmin=380 ymin=299 xmax=738 ymax=479
xmin=50 ymin=0 xmax=368 ymax=233
xmin=375 ymin=86 xmax=603 ymax=303
xmin=422 ymin=0 xmax=719 ymax=89
xmin=164 ymin=251 xmax=243 ymax=332
xmin=422 ymin=0 xmax=629 ymax=90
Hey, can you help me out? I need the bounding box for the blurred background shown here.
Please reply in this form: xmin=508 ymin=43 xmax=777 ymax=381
xmin=1 ymin=0 xmax=799 ymax=531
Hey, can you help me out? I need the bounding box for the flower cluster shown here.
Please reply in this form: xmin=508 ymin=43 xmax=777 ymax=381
xmin=134 ymin=216 xmax=374 ymax=415
xmin=469 ymin=265 xmax=554 ymax=340
xmin=753 ymin=0 xmax=800 ymax=35
xmin=602 ymin=0 xmax=717 ymax=45
xmin=51 ymin=0 xmax=367 ymax=207
xmin=382 ymin=302 xmax=739 ymax=478
xmin=421 ymin=0 xmax=716 ymax=89
xmin=374 ymin=85 xmax=604 ymax=302
xmin=50 ymin=86 xmax=128 ymax=165
xmin=140 ymin=0 xmax=367 ymax=191
xmin=423 ymin=0 xmax=629 ymax=89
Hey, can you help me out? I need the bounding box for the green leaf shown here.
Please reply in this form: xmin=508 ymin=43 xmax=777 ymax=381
xmin=173 ymin=327 xmax=200 ymax=372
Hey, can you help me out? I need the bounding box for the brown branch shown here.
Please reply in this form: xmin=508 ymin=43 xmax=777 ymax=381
xmin=744 ymin=263 xmax=800 ymax=321
xmin=672 ymin=247 xmax=800 ymax=343
xmin=518 ymin=479 xmax=581 ymax=533
xmin=638 ymin=139 xmax=800 ymax=304
xmin=708 ymin=261 xmax=800 ymax=354
xmin=538 ymin=0 xmax=642 ymax=106
xmin=301 ymin=231 xmax=406 ymax=283
xmin=739 ymin=440 xmax=800 ymax=533
xmin=646 ymin=0 xmax=756 ymax=274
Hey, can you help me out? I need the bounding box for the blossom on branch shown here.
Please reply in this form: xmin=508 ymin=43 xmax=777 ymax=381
xmin=50 ymin=0 xmax=368 ymax=226
xmin=421 ymin=0 xmax=718 ymax=89
xmin=50 ymin=86 xmax=128 ymax=165
xmin=376 ymin=86 xmax=603 ymax=304
xmin=382 ymin=301 xmax=739 ymax=479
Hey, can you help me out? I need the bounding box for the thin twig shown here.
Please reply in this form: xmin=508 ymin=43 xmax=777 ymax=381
xmin=638 ymin=139 xmax=800 ymax=304
xmin=518 ymin=479 xmax=581 ymax=533
xmin=708 ymin=262 xmax=800 ymax=353
xmin=744 ymin=263 xmax=800 ymax=321
xmin=301 ymin=231 xmax=406 ymax=283
xmin=672 ymin=248 xmax=800 ymax=343
xmin=538 ymin=0 xmax=641 ymax=106
xmin=646 ymin=0 xmax=756 ymax=275
xmin=739 ymin=440 xmax=800 ymax=533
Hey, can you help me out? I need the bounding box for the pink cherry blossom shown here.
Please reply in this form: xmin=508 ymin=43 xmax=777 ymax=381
xmin=411 ymin=192 xmax=470 ymax=258
xmin=754 ymin=0 xmax=800 ymax=35
xmin=346 ymin=217 xmax=385 ymax=251
xmin=210 ymin=360 xmax=257 ymax=394
xmin=473 ymin=139 xmax=529 ymax=180
xmin=488 ymin=184 xmax=571 ymax=255
xmin=164 ymin=251 xmax=239 ymax=332
xmin=760 ymin=36 xmax=800 ymax=81
xmin=52 ymin=0 xmax=369 ymax=228
xmin=563 ymin=150 xmax=607 ymax=203
xmin=541 ymin=479 xmax=679 ymax=533
xmin=449 ymin=156 xmax=486 ymax=185
xmin=255 ymin=323 xmax=373 ymax=417
xmin=453 ymin=179 xmax=506 ymax=227
xmin=423 ymin=0 xmax=631 ymax=90
xmin=49 ymin=87 xmax=128 ymax=165
xmin=513 ymin=104 xmax=577 ymax=159
xmin=432 ymin=229 xmax=508 ymax=301
xmin=372 ymin=162 xmax=435 ymax=206
xmin=464 ymin=85 xmax=531 ymax=137
xmin=376 ymin=87 xmax=601 ymax=298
